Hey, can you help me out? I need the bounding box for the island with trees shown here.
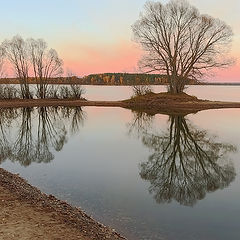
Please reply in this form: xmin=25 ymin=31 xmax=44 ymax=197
xmin=0 ymin=1 xmax=239 ymax=115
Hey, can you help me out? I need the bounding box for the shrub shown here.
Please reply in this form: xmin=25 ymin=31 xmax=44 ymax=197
xmin=132 ymin=85 xmax=152 ymax=97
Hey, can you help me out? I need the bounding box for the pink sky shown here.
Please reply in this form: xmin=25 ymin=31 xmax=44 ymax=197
xmin=61 ymin=41 xmax=142 ymax=77
xmin=0 ymin=0 xmax=239 ymax=82
xmin=58 ymin=0 xmax=240 ymax=82
xmin=61 ymin=37 xmax=240 ymax=83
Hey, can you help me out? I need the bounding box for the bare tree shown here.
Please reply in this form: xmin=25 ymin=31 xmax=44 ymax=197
xmin=0 ymin=108 xmax=18 ymax=164
xmin=132 ymin=85 xmax=152 ymax=97
xmin=65 ymin=69 xmax=85 ymax=99
xmin=132 ymin=0 xmax=233 ymax=93
xmin=127 ymin=110 xmax=154 ymax=137
xmin=2 ymin=35 xmax=32 ymax=99
xmin=8 ymin=107 xmax=67 ymax=166
xmin=128 ymin=111 xmax=236 ymax=206
xmin=0 ymin=106 xmax=85 ymax=166
xmin=59 ymin=106 xmax=86 ymax=135
xmin=0 ymin=47 xmax=5 ymax=78
xmin=28 ymin=38 xmax=63 ymax=98
xmin=35 ymin=107 xmax=67 ymax=162
xmin=12 ymin=108 xmax=34 ymax=166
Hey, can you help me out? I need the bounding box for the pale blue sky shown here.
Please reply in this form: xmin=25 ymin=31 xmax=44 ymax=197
xmin=0 ymin=0 xmax=239 ymax=80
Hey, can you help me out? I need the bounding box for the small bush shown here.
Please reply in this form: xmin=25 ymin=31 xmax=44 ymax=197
xmin=69 ymin=84 xmax=86 ymax=98
xmin=132 ymin=85 xmax=152 ymax=97
xmin=0 ymin=85 xmax=20 ymax=99
xmin=45 ymin=85 xmax=59 ymax=99
xmin=58 ymin=85 xmax=85 ymax=99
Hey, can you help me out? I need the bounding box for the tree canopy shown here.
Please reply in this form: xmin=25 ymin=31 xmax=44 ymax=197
xmin=132 ymin=0 xmax=233 ymax=93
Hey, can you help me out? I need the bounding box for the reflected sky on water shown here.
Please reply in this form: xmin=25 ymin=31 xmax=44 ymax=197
xmin=83 ymin=85 xmax=240 ymax=102
xmin=1 ymin=88 xmax=240 ymax=240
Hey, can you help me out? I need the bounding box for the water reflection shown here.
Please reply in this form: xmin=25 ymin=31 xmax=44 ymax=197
xmin=0 ymin=106 xmax=85 ymax=166
xmin=128 ymin=110 xmax=237 ymax=206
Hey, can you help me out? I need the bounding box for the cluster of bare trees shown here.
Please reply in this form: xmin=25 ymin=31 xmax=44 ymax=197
xmin=133 ymin=0 xmax=234 ymax=93
xmin=0 ymin=85 xmax=19 ymax=99
xmin=1 ymin=35 xmax=63 ymax=98
xmin=0 ymin=106 xmax=85 ymax=166
xmin=0 ymin=35 xmax=85 ymax=99
xmin=28 ymin=38 xmax=64 ymax=98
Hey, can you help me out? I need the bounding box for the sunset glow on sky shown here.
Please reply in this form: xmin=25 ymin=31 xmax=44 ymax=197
xmin=1 ymin=0 xmax=239 ymax=82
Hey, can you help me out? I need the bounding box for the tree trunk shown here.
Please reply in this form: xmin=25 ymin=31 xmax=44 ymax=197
xmin=167 ymin=76 xmax=185 ymax=94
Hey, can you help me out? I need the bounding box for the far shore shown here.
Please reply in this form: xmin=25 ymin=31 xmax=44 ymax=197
xmin=0 ymin=76 xmax=239 ymax=86
xmin=1 ymin=82 xmax=240 ymax=86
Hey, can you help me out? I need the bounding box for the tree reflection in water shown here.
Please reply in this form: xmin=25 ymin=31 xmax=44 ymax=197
xmin=0 ymin=106 xmax=85 ymax=166
xmin=0 ymin=108 xmax=19 ymax=163
xmin=128 ymin=110 xmax=237 ymax=206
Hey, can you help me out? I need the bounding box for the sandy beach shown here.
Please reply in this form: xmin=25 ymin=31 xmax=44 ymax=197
xmin=0 ymin=168 xmax=125 ymax=240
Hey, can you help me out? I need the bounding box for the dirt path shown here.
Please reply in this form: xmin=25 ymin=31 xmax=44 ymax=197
xmin=0 ymin=168 xmax=125 ymax=240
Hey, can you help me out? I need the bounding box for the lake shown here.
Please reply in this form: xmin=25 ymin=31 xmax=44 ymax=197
xmin=84 ymin=85 xmax=240 ymax=102
xmin=1 ymin=86 xmax=240 ymax=240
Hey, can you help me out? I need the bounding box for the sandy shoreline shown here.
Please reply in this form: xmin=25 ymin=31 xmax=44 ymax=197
xmin=0 ymin=97 xmax=240 ymax=114
xmin=0 ymin=168 xmax=126 ymax=240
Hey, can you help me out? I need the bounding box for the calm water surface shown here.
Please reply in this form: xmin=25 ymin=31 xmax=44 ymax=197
xmin=1 ymin=86 xmax=240 ymax=240
xmin=84 ymin=85 xmax=240 ymax=102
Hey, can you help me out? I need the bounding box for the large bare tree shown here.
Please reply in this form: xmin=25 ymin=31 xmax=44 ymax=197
xmin=28 ymin=38 xmax=63 ymax=98
xmin=128 ymin=110 xmax=236 ymax=206
xmin=1 ymin=36 xmax=63 ymax=99
xmin=132 ymin=0 xmax=233 ymax=93
xmin=2 ymin=36 xmax=32 ymax=98
xmin=0 ymin=47 xmax=5 ymax=78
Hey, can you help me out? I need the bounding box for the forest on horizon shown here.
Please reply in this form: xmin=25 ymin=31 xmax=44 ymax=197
xmin=0 ymin=73 xmax=199 ymax=85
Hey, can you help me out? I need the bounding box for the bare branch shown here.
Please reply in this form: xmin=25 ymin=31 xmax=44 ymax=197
xmin=132 ymin=0 xmax=234 ymax=93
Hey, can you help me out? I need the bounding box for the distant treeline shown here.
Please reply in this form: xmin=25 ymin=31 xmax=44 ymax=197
xmin=82 ymin=73 xmax=170 ymax=85
xmin=0 ymin=73 xmax=199 ymax=85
